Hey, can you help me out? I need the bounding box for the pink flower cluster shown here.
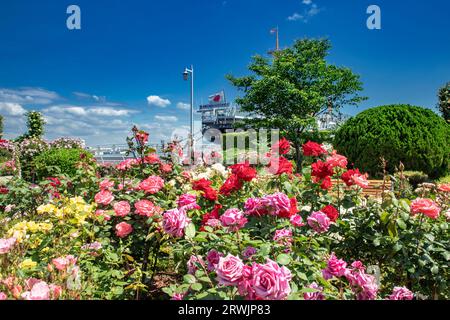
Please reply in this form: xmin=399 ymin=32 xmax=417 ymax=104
xmin=244 ymin=193 xmax=297 ymax=218
xmin=322 ymin=254 xmax=379 ymax=300
xmin=215 ymin=254 xmax=292 ymax=300
xmin=94 ymin=189 xmax=115 ymax=206
xmin=52 ymin=255 xmax=78 ymax=272
xmin=307 ymin=211 xmax=331 ymax=233
xmin=273 ymin=229 xmax=293 ymax=248
xmin=410 ymin=198 xmax=441 ymax=219
xmin=177 ymin=194 xmax=201 ymax=212
xmin=0 ymin=237 xmax=16 ymax=254
xmin=162 ymin=208 xmax=191 ymax=238
xmin=220 ymin=208 xmax=248 ymax=231
xmin=139 ymin=176 xmax=165 ymax=194
xmin=388 ymin=286 xmax=414 ymax=300
xmin=134 ymin=200 xmax=161 ymax=217
xmin=21 ymin=280 xmax=62 ymax=300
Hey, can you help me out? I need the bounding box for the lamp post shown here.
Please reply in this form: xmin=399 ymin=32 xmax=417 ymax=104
xmin=183 ymin=65 xmax=194 ymax=164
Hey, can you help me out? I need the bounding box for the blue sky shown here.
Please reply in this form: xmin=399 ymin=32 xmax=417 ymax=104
xmin=0 ymin=0 xmax=449 ymax=145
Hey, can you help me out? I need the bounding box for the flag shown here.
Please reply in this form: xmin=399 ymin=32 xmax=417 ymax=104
xmin=208 ymin=91 xmax=225 ymax=104
xmin=270 ymin=27 xmax=277 ymax=34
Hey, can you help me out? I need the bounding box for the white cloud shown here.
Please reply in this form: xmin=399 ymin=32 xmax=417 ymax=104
xmin=288 ymin=13 xmax=304 ymax=21
xmin=0 ymin=102 xmax=26 ymax=116
xmin=288 ymin=1 xmax=322 ymax=22
xmin=154 ymin=115 xmax=178 ymax=122
xmin=73 ymin=91 xmax=106 ymax=103
xmin=43 ymin=105 xmax=137 ymax=117
xmin=176 ymin=102 xmax=190 ymax=110
xmin=147 ymin=95 xmax=171 ymax=108
xmin=0 ymin=88 xmax=60 ymax=105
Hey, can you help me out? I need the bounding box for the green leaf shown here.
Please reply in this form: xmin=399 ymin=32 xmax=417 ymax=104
xmin=191 ymin=283 xmax=203 ymax=291
xmin=183 ymin=274 xmax=197 ymax=284
xmin=431 ymin=265 xmax=439 ymax=275
xmin=396 ymin=219 xmax=407 ymax=230
xmin=185 ymin=223 xmax=196 ymax=239
xmin=277 ymin=254 xmax=291 ymax=265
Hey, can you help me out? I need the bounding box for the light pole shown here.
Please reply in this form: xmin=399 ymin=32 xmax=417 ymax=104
xmin=183 ymin=65 xmax=194 ymax=164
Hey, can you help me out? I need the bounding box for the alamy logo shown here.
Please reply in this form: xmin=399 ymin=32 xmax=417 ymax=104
xmin=367 ymin=5 xmax=381 ymax=30
xmin=66 ymin=5 xmax=81 ymax=30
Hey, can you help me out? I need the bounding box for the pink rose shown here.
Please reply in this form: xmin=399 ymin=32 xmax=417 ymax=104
xmin=113 ymin=201 xmax=131 ymax=217
xmin=242 ymin=247 xmax=257 ymax=259
xmin=94 ymin=190 xmax=114 ymax=206
xmin=171 ymin=292 xmax=186 ymax=300
xmin=187 ymin=255 xmax=206 ymax=275
xmin=388 ymin=287 xmax=414 ymax=300
xmin=273 ymin=229 xmax=293 ymax=247
xmin=326 ymin=153 xmax=348 ymax=169
xmin=0 ymin=292 xmax=7 ymax=300
xmin=207 ymin=249 xmax=223 ymax=272
xmin=0 ymin=237 xmax=16 ymax=254
xmin=322 ymin=253 xmax=347 ymax=280
xmin=99 ymin=178 xmax=114 ymax=190
xmin=160 ymin=163 xmax=173 ymax=173
xmin=260 ymin=193 xmax=291 ymax=216
xmin=290 ymin=214 xmax=305 ymax=227
xmin=220 ymin=208 xmax=248 ymax=231
xmin=49 ymin=284 xmax=62 ymax=299
xmin=139 ymin=176 xmax=164 ymax=194
xmin=304 ymin=282 xmax=325 ymax=300
xmin=307 ymin=211 xmax=331 ymax=233
xmin=134 ymin=200 xmax=160 ymax=217
xmin=216 ymin=254 xmax=245 ymax=286
xmin=95 ymin=209 xmax=111 ymax=221
xmin=177 ymin=194 xmax=201 ymax=211
xmin=410 ymin=198 xmax=440 ymax=219
xmin=52 ymin=255 xmax=77 ymax=271
xmin=438 ymin=183 xmax=450 ymax=193
xmin=252 ymin=259 xmax=292 ymax=300
xmin=115 ymin=222 xmax=133 ymax=238
xmin=21 ymin=281 xmax=50 ymax=300
xmin=162 ymin=208 xmax=191 ymax=238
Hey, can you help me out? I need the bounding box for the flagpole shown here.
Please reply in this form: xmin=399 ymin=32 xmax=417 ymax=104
xmin=276 ymin=26 xmax=279 ymax=51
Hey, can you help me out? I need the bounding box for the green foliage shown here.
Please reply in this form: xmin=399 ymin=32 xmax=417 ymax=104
xmin=334 ymin=105 xmax=450 ymax=179
xmin=227 ymin=38 xmax=366 ymax=169
xmin=438 ymin=82 xmax=450 ymax=123
xmin=34 ymin=148 xmax=94 ymax=179
xmin=16 ymin=111 xmax=45 ymax=142
xmin=402 ymin=171 xmax=431 ymax=189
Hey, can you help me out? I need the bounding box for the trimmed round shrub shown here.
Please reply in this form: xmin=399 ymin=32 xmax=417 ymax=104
xmin=334 ymin=105 xmax=450 ymax=179
xmin=33 ymin=148 xmax=94 ymax=179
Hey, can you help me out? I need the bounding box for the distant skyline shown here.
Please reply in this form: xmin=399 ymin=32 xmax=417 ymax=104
xmin=0 ymin=0 xmax=449 ymax=145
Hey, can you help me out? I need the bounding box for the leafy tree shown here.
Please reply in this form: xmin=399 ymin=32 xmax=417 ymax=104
xmin=16 ymin=111 xmax=45 ymax=142
xmin=334 ymin=105 xmax=450 ymax=179
xmin=227 ymin=38 xmax=366 ymax=171
xmin=438 ymin=82 xmax=450 ymax=123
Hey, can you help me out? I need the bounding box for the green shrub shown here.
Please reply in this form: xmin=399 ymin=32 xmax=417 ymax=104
xmin=334 ymin=105 xmax=450 ymax=179
xmin=402 ymin=171 xmax=430 ymax=189
xmin=33 ymin=148 xmax=94 ymax=179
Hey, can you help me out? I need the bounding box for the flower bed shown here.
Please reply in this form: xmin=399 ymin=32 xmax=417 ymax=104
xmin=0 ymin=130 xmax=449 ymax=300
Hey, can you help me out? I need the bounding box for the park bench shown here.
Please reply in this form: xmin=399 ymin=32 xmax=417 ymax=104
xmin=332 ymin=179 xmax=393 ymax=199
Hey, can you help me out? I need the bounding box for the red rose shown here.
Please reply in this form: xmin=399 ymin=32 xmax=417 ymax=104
xmin=220 ymin=174 xmax=243 ymax=196
xmin=271 ymin=138 xmax=291 ymax=155
xmin=302 ymin=141 xmax=327 ymax=157
xmin=267 ymin=157 xmax=293 ymax=175
xmin=320 ymin=176 xmax=333 ymax=190
xmin=192 ymin=179 xmax=213 ymax=191
xmin=230 ymin=162 xmax=257 ymax=182
xmin=203 ymin=187 xmax=218 ymax=201
xmin=341 ymin=169 xmax=369 ymax=188
xmin=321 ymin=205 xmax=339 ymax=222
xmin=311 ymin=161 xmax=334 ymax=179
xmin=278 ymin=197 xmax=298 ymax=218
xmin=200 ymin=204 xmax=222 ymax=231
xmin=136 ymin=131 xmax=149 ymax=145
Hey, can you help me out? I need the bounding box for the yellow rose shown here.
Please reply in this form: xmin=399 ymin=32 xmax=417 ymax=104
xmin=19 ymin=259 xmax=37 ymax=270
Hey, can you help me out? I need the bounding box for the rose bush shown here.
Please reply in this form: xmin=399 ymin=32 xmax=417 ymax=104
xmin=0 ymin=131 xmax=448 ymax=300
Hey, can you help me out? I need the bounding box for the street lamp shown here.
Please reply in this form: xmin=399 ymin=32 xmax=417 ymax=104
xmin=183 ymin=65 xmax=194 ymax=164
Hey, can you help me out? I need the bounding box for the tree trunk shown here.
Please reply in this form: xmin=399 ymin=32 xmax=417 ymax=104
xmin=295 ymin=143 xmax=302 ymax=173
